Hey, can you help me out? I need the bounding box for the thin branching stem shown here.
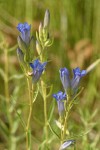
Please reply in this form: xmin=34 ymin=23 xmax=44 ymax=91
xmin=41 ymin=80 xmax=48 ymax=142
xmin=26 ymin=77 xmax=33 ymax=150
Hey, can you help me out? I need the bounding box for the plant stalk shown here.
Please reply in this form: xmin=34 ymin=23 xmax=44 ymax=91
xmin=41 ymin=80 xmax=48 ymax=142
xmin=26 ymin=77 xmax=33 ymax=150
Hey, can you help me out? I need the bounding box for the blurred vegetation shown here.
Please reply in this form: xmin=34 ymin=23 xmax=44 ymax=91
xmin=0 ymin=0 xmax=100 ymax=149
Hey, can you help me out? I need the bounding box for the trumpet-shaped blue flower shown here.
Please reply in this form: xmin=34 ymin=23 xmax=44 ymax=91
xmin=60 ymin=67 xmax=86 ymax=95
xmin=17 ymin=22 xmax=31 ymax=44
xmin=30 ymin=59 xmax=47 ymax=83
xmin=60 ymin=68 xmax=71 ymax=90
xmin=71 ymin=67 xmax=86 ymax=91
xmin=53 ymin=91 xmax=66 ymax=115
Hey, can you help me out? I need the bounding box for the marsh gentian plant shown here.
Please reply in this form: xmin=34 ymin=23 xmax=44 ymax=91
xmin=16 ymin=9 xmax=90 ymax=150
xmin=16 ymin=9 xmax=53 ymax=150
xmin=53 ymin=67 xmax=86 ymax=149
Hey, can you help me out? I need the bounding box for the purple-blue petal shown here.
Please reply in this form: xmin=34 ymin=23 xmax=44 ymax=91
xmin=53 ymin=91 xmax=66 ymax=101
xmin=17 ymin=22 xmax=31 ymax=44
xmin=57 ymin=100 xmax=64 ymax=115
xmin=30 ymin=59 xmax=40 ymax=69
xmin=59 ymin=68 xmax=71 ymax=90
xmin=17 ymin=22 xmax=31 ymax=33
xmin=53 ymin=91 xmax=66 ymax=114
xmin=73 ymin=67 xmax=86 ymax=78
xmin=29 ymin=59 xmax=47 ymax=83
xmin=71 ymin=67 xmax=86 ymax=93
xmin=81 ymin=70 xmax=87 ymax=77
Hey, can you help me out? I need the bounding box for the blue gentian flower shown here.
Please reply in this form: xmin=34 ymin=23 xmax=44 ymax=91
xmin=53 ymin=91 xmax=66 ymax=115
xmin=17 ymin=22 xmax=31 ymax=44
xmin=71 ymin=67 xmax=86 ymax=90
xmin=59 ymin=140 xmax=75 ymax=150
xmin=60 ymin=67 xmax=86 ymax=95
xmin=29 ymin=59 xmax=47 ymax=83
xmin=59 ymin=68 xmax=71 ymax=91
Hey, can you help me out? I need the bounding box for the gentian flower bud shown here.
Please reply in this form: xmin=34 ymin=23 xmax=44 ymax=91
xmin=39 ymin=22 xmax=43 ymax=39
xmin=59 ymin=68 xmax=71 ymax=92
xmin=17 ymin=22 xmax=31 ymax=45
xmin=59 ymin=140 xmax=75 ymax=150
xmin=52 ymin=91 xmax=66 ymax=115
xmin=29 ymin=59 xmax=47 ymax=83
xmin=36 ymin=40 xmax=42 ymax=55
xmin=71 ymin=67 xmax=86 ymax=90
xmin=43 ymin=9 xmax=50 ymax=28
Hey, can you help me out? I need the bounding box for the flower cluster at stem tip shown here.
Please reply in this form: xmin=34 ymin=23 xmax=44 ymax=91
xmin=53 ymin=67 xmax=87 ymax=114
xmin=17 ymin=22 xmax=47 ymax=83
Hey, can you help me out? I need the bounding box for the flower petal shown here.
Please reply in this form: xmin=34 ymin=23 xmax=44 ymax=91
xmin=52 ymin=91 xmax=66 ymax=115
xmin=59 ymin=68 xmax=71 ymax=91
xmin=29 ymin=59 xmax=47 ymax=83
xmin=17 ymin=22 xmax=31 ymax=44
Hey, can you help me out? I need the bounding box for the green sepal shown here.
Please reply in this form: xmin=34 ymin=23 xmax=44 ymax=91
xmin=17 ymin=48 xmax=28 ymax=71
xmin=39 ymin=22 xmax=43 ymax=41
xmin=42 ymin=28 xmax=48 ymax=42
xmin=36 ymin=31 xmax=40 ymax=43
xmin=17 ymin=48 xmax=24 ymax=65
xmin=36 ymin=40 xmax=42 ymax=55
xmin=17 ymin=36 xmax=27 ymax=54
xmin=44 ymin=38 xmax=54 ymax=47
xmin=29 ymin=36 xmax=35 ymax=61
xmin=17 ymin=36 xmax=30 ymax=62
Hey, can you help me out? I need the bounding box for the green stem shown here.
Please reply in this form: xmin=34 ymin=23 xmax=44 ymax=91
xmin=26 ymin=77 xmax=33 ymax=150
xmin=62 ymin=95 xmax=71 ymax=141
xmin=41 ymin=80 xmax=48 ymax=142
xmin=60 ymin=116 xmax=63 ymax=144
xmin=40 ymin=46 xmax=48 ymax=143
xmin=62 ymin=110 xmax=69 ymax=141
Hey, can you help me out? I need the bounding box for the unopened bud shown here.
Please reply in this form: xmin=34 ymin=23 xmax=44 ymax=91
xmin=39 ymin=22 xmax=43 ymax=34
xmin=36 ymin=40 xmax=42 ymax=55
xmin=43 ymin=9 xmax=50 ymax=28
xmin=39 ymin=22 xmax=43 ymax=40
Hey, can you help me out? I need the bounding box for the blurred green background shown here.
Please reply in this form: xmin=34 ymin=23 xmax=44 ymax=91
xmin=0 ymin=0 xmax=100 ymax=149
